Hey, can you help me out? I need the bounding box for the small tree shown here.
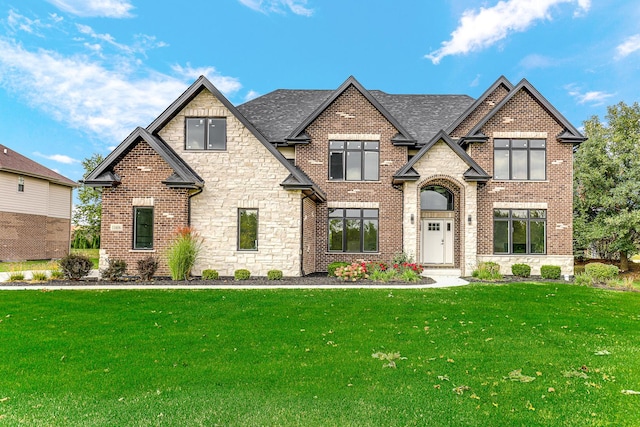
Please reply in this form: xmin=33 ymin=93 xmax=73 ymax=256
xmin=574 ymin=102 xmax=640 ymax=271
xmin=73 ymin=153 xmax=104 ymax=249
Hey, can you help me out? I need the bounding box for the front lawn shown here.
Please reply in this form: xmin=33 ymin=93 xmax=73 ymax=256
xmin=0 ymin=283 xmax=638 ymax=426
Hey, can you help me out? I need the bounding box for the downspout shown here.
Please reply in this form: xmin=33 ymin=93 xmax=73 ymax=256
xmin=187 ymin=187 xmax=204 ymax=227
xmin=300 ymin=193 xmax=312 ymax=277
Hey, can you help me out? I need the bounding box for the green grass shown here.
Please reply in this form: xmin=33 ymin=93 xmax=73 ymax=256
xmin=0 ymin=283 xmax=639 ymax=426
xmin=0 ymin=249 xmax=99 ymax=272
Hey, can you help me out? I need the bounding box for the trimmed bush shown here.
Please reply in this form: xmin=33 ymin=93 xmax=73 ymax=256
xmin=202 ymin=269 xmax=219 ymax=280
xmin=584 ymin=262 xmax=619 ymax=282
xmin=234 ymin=269 xmax=251 ymax=280
xmin=59 ymin=253 xmax=93 ymax=280
xmin=511 ymin=263 xmax=531 ymax=278
xmin=100 ymin=259 xmax=127 ymax=281
xmin=327 ymin=262 xmax=349 ymax=277
xmin=540 ymin=265 xmax=562 ymax=280
xmin=137 ymin=256 xmax=158 ymax=281
xmin=267 ymin=270 xmax=283 ymax=280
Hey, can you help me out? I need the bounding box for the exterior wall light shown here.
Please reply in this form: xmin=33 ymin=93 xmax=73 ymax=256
xmin=468 ymin=214 xmax=472 ymax=225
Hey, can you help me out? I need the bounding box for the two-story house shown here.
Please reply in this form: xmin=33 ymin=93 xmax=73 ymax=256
xmin=84 ymin=75 xmax=584 ymax=277
xmin=0 ymin=144 xmax=77 ymax=261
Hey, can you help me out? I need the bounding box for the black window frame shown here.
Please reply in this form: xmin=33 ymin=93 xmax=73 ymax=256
xmin=420 ymin=185 xmax=454 ymax=211
xmin=493 ymin=209 xmax=546 ymax=255
xmin=133 ymin=207 xmax=154 ymax=250
xmin=493 ymin=138 xmax=546 ymax=181
xmin=185 ymin=117 xmax=227 ymax=151
xmin=328 ymin=140 xmax=379 ymax=181
xmin=17 ymin=176 xmax=24 ymax=192
xmin=328 ymin=208 xmax=379 ymax=253
xmin=238 ymin=208 xmax=259 ymax=251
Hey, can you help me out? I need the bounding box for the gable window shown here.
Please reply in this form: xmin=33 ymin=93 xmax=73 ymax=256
xmin=17 ymin=176 xmax=24 ymax=192
xmin=133 ymin=207 xmax=154 ymax=249
xmin=238 ymin=209 xmax=258 ymax=251
xmin=421 ymin=186 xmax=454 ymax=210
xmin=494 ymin=139 xmax=546 ymax=180
xmin=329 ymin=141 xmax=379 ymax=181
xmin=493 ymin=209 xmax=546 ymax=254
xmin=186 ymin=117 xmax=226 ymax=150
xmin=328 ymin=208 xmax=378 ymax=252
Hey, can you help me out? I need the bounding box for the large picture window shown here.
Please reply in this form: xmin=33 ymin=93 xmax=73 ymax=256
xmin=133 ymin=207 xmax=154 ymax=249
xmin=186 ymin=117 xmax=226 ymax=150
xmin=328 ymin=208 xmax=378 ymax=252
xmin=238 ymin=209 xmax=258 ymax=251
xmin=493 ymin=209 xmax=546 ymax=254
xmin=329 ymin=141 xmax=379 ymax=181
xmin=494 ymin=139 xmax=546 ymax=180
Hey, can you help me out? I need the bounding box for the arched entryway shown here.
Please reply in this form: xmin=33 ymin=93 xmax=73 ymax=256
xmin=419 ymin=180 xmax=461 ymax=267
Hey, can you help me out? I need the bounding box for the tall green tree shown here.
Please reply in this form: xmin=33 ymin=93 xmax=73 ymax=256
xmin=72 ymin=153 xmax=104 ymax=249
xmin=574 ymin=101 xmax=640 ymax=270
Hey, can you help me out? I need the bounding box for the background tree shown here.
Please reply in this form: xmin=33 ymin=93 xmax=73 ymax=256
xmin=574 ymin=101 xmax=640 ymax=270
xmin=72 ymin=153 xmax=104 ymax=249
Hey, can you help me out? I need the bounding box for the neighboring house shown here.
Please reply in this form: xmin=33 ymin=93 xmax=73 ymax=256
xmin=0 ymin=145 xmax=77 ymax=261
xmin=85 ymin=75 xmax=585 ymax=277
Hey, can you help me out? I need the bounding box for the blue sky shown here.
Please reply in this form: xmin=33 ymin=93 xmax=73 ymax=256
xmin=0 ymin=0 xmax=638 ymax=184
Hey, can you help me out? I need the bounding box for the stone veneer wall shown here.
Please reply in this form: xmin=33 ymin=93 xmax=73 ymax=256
xmin=0 ymin=212 xmax=70 ymax=261
xmin=402 ymin=141 xmax=478 ymax=276
xmin=470 ymin=88 xmax=575 ymax=275
xmin=100 ymin=142 xmax=190 ymax=275
xmin=296 ymin=85 xmax=407 ymax=271
xmin=158 ymin=89 xmax=303 ymax=277
xmin=302 ymin=197 xmax=317 ymax=275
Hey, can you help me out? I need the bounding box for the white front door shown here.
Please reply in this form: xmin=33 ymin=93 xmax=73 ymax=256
xmin=421 ymin=219 xmax=454 ymax=264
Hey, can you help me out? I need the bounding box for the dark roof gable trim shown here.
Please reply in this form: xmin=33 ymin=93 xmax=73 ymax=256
xmin=82 ymin=127 xmax=204 ymax=189
xmin=285 ymin=76 xmax=417 ymax=146
xmin=146 ymin=76 xmax=325 ymax=201
xmin=463 ymin=78 xmax=587 ymax=144
xmin=393 ymin=130 xmax=491 ymax=184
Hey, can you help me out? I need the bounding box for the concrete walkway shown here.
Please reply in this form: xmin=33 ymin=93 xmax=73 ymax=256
xmin=0 ymin=270 xmax=469 ymax=290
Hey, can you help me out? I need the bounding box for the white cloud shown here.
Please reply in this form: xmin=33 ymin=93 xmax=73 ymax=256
xmin=171 ymin=64 xmax=242 ymax=95
xmin=565 ymin=84 xmax=615 ymax=105
xmin=238 ymin=0 xmax=313 ymax=16
xmin=426 ymin=0 xmax=590 ymax=64
xmin=75 ymin=24 xmax=167 ymax=56
xmin=519 ymin=53 xmax=555 ymax=69
xmin=33 ymin=152 xmax=80 ymax=164
xmin=45 ymin=0 xmax=134 ymax=18
xmin=244 ymin=90 xmax=260 ymax=102
xmin=615 ymin=34 xmax=640 ymax=59
xmin=0 ymin=38 xmax=243 ymax=143
xmin=5 ymin=9 xmax=61 ymax=36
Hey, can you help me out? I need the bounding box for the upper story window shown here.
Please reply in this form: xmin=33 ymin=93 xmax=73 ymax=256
xmin=494 ymin=139 xmax=546 ymax=180
xmin=17 ymin=176 xmax=24 ymax=192
xmin=329 ymin=140 xmax=379 ymax=181
xmin=421 ymin=186 xmax=453 ymax=210
xmin=185 ymin=117 xmax=226 ymax=150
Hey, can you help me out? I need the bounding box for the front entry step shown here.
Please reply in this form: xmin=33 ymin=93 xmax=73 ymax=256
xmin=421 ymin=268 xmax=462 ymax=278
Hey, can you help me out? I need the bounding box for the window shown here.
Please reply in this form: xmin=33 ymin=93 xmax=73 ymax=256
xmin=17 ymin=176 xmax=24 ymax=192
xmin=494 ymin=139 xmax=546 ymax=180
xmin=133 ymin=207 xmax=153 ymax=249
xmin=329 ymin=141 xmax=379 ymax=181
xmin=328 ymin=208 xmax=378 ymax=252
xmin=185 ymin=117 xmax=226 ymax=150
xmin=493 ymin=209 xmax=546 ymax=254
xmin=238 ymin=209 xmax=258 ymax=251
xmin=421 ymin=186 xmax=454 ymax=210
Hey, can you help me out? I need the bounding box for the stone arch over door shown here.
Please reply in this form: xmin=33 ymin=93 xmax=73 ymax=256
xmin=417 ymin=176 xmax=463 ymax=268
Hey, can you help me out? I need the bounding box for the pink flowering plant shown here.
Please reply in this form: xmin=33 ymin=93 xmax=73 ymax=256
xmin=335 ymin=262 xmax=369 ymax=281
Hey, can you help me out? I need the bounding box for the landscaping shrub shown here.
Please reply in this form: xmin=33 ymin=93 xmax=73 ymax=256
xmin=400 ymin=268 xmax=422 ymax=282
xmin=511 ymin=263 xmax=531 ymax=278
xmin=335 ymin=263 xmax=368 ymax=281
xmin=50 ymin=270 xmax=64 ymax=280
xmin=59 ymin=253 xmax=93 ymax=280
xmin=574 ymin=272 xmax=593 ymax=287
xmin=267 ymin=270 xmax=283 ymax=280
xmin=391 ymin=252 xmax=415 ymax=265
xmin=31 ymin=271 xmax=49 ymax=281
xmin=8 ymin=272 xmax=25 ymax=282
xmin=584 ymin=262 xmax=619 ymax=282
xmin=202 ymin=269 xmax=219 ymax=280
xmin=234 ymin=269 xmax=251 ymax=280
xmin=472 ymin=261 xmax=502 ymax=281
xmin=137 ymin=256 xmax=158 ymax=281
xmin=327 ymin=261 xmax=349 ymax=277
xmin=100 ymin=259 xmax=127 ymax=281
xmin=540 ymin=265 xmax=562 ymax=280
xmin=167 ymin=227 xmax=202 ymax=281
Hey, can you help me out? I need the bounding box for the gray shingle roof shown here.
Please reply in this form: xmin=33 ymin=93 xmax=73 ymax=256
xmin=237 ymin=88 xmax=474 ymax=145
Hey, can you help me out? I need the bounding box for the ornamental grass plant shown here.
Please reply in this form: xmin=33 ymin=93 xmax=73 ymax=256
xmin=166 ymin=227 xmax=202 ymax=281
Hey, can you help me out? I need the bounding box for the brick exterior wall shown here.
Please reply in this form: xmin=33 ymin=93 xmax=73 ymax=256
xmin=451 ymin=83 xmax=511 ymax=138
xmin=470 ymin=88 xmax=574 ymax=274
xmin=100 ymin=142 xmax=190 ymax=276
xmin=296 ymin=85 xmax=407 ymax=271
xmin=0 ymin=212 xmax=70 ymax=261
